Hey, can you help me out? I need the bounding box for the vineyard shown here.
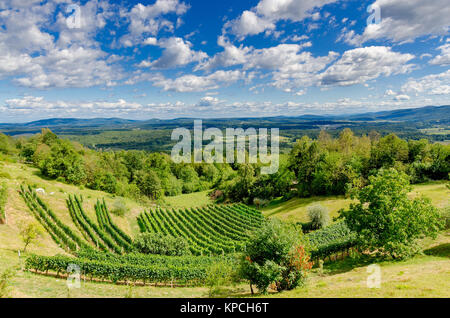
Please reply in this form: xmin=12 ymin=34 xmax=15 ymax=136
xmin=18 ymin=185 xmax=260 ymax=285
xmin=19 ymin=184 xmax=361 ymax=287
xmin=137 ymin=204 xmax=264 ymax=255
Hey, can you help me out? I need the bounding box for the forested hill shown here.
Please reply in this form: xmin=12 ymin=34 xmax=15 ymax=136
xmin=1 ymin=105 xmax=449 ymax=132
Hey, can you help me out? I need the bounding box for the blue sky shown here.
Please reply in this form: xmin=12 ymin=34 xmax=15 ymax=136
xmin=0 ymin=0 xmax=449 ymax=122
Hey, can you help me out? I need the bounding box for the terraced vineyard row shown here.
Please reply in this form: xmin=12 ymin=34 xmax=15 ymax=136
xmin=137 ymin=204 xmax=264 ymax=255
xmin=20 ymin=186 xmax=134 ymax=255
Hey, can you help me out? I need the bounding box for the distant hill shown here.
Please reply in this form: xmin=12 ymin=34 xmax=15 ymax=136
xmin=1 ymin=117 xmax=139 ymax=128
xmin=342 ymin=105 xmax=450 ymax=122
xmin=0 ymin=105 xmax=448 ymax=135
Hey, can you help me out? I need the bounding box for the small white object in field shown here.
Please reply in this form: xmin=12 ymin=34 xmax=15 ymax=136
xmin=50 ymin=192 xmax=55 ymax=195
xmin=36 ymin=188 xmax=46 ymax=195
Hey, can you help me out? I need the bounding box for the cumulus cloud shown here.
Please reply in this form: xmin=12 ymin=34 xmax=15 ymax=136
xmin=0 ymin=0 xmax=122 ymax=88
xmin=149 ymin=37 xmax=207 ymax=69
xmin=226 ymin=0 xmax=338 ymax=38
xmin=152 ymin=70 xmax=244 ymax=92
xmin=197 ymin=39 xmax=334 ymax=91
xmin=319 ymin=46 xmax=414 ymax=86
xmin=196 ymin=96 xmax=223 ymax=106
xmin=429 ymin=42 xmax=450 ymax=66
xmin=401 ymin=69 xmax=450 ymax=95
xmin=119 ymin=0 xmax=189 ymax=47
xmin=341 ymin=0 xmax=450 ymax=45
xmin=3 ymin=96 xmax=143 ymax=115
xmin=394 ymin=94 xmax=410 ymax=101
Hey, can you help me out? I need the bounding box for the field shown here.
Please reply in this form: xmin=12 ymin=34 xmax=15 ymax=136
xmin=0 ymin=161 xmax=449 ymax=298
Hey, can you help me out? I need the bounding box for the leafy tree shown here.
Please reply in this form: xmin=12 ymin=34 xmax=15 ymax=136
xmin=40 ymin=140 xmax=86 ymax=185
xmin=239 ymin=219 xmax=312 ymax=294
xmin=135 ymin=170 xmax=163 ymax=200
xmin=370 ymin=134 xmax=408 ymax=169
xmin=289 ymin=136 xmax=324 ymax=196
xmin=19 ymin=221 xmax=43 ymax=252
xmin=341 ymin=168 xmax=443 ymax=259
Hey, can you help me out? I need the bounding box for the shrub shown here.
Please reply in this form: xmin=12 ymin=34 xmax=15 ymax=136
xmin=134 ymin=232 xmax=191 ymax=256
xmin=307 ymin=204 xmax=330 ymax=230
xmin=110 ymin=199 xmax=128 ymax=217
xmin=441 ymin=206 xmax=450 ymax=229
xmin=0 ymin=267 xmax=16 ymax=298
xmin=205 ymin=261 xmax=235 ymax=297
xmin=239 ymin=219 xmax=312 ymax=294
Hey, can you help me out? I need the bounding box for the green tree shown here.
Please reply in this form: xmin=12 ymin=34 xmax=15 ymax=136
xmin=289 ymin=136 xmax=324 ymax=196
xmin=239 ymin=219 xmax=312 ymax=294
xmin=135 ymin=170 xmax=163 ymax=200
xmin=19 ymin=221 xmax=43 ymax=253
xmin=341 ymin=168 xmax=443 ymax=259
xmin=370 ymin=134 xmax=408 ymax=169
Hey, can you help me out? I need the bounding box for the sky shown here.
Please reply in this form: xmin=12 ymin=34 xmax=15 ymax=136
xmin=0 ymin=0 xmax=449 ymax=122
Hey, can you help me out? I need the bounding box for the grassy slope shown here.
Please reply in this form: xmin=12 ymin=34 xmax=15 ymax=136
xmin=262 ymin=231 xmax=450 ymax=298
xmin=261 ymin=181 xmax=449 ymax=223
xmin=0 ymin=161 xmax=448 ymax=298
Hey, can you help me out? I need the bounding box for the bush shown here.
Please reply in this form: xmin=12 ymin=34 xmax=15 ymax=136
xmin=110 ymin=199 xmax=128 ymax=217
xmin=0 ymin=267 xmax=16 ymax=298
xmin=440 ymin=206 xmax=450 ymax=229
xmin=239 ymin=219 xmax=312 ymax=294
xmin=205 ymin=261 xmax=236 ymax=297
xmin=307 ymin=204 xmax=330 ymax=230
xmin=134 ymin=232 xmax=191 ymax=256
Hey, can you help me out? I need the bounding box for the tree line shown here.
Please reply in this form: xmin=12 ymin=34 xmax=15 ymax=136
xmin=0 ymin=128 xmax=448 ymax=204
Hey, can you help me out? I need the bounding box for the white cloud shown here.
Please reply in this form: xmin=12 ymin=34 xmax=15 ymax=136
xmin=384 ymin=89 xmax=396 ymax=96
xmin=319 ymin=46 xmax=414 ymax=86
xmin=4 ymin=96 xmax=143 ymax=114
xmin=401 ymin=69 xmax=450 ymax=95
xmin=429 ymin=43 xmax=450 ymax=66
xmin=394 ymin=94 xmax=410 ymax=101
xmin=152 ymin=70 xmax=244 ymax=92
xmin=150 ymin=37 xmax=207 ymax=69
xmin=341 ymin=0 xmax=450 ymax=45
xmin=197 ymin=96 xmax=223 ymax=106
xmin=226 ymin=0 xmax=338 ymax=38
xmin=143 ymin=37 xmax=158 ymax=45
xmin=0 ymin=0 xmax=122 ymax=88
xmin=228 ymin=10 xmax=275 ymax=38
xmin=119 ymin=0 xmax=189 ymax=46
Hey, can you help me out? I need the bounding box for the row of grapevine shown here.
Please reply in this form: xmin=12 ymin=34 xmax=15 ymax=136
xmin=25 ymin=254 xmax=216 ymax=286
xmin=19 ymin=185 xmax=92 ymax=252
xmin=306 ymin=221 xmax=357 ymax=261
xmin=138 ymin=204 xmax=264 ymax=255
xmin=67 ymin=195 xmax=123 ymax=254
xmin=95 ymin=199 xmax=134 ymax=252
